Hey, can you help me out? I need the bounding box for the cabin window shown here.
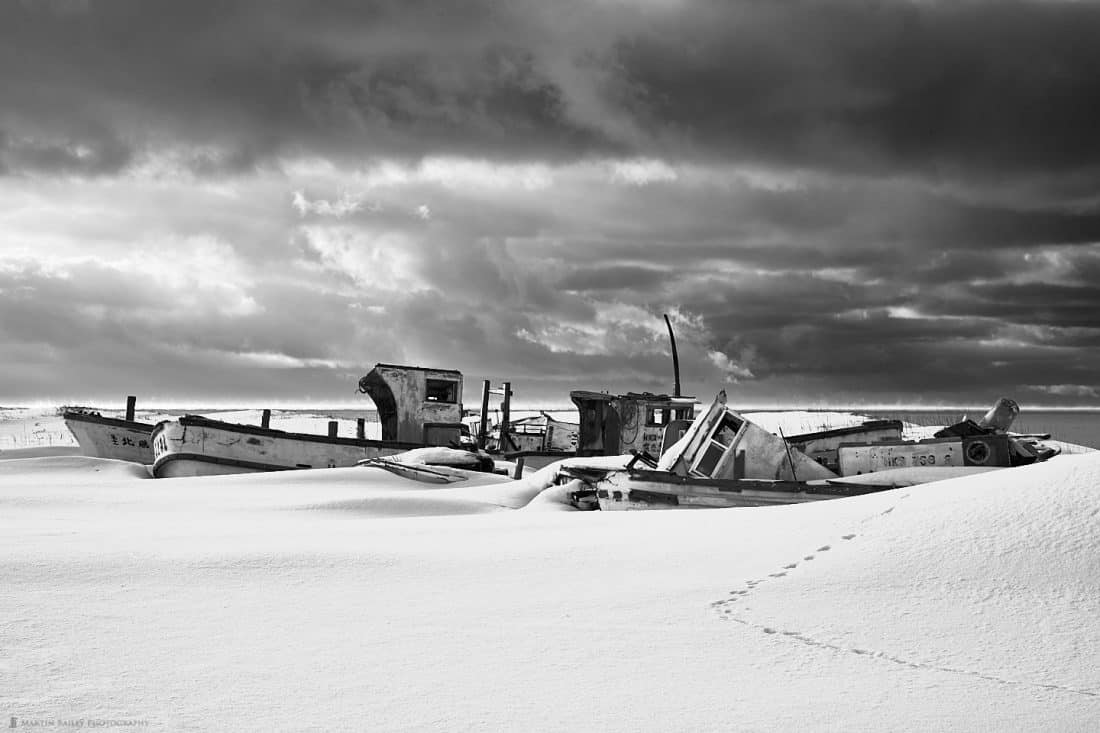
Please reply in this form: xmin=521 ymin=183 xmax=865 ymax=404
xmin=425 ymin=379 xmax=459 ymax=403
xmin=692 ymin=414 xmax=743 ymax=477
xmin=646 ymin=408 xmax=669 ymax=427
xmin=712 ymin=415 xmax=742 ymax=447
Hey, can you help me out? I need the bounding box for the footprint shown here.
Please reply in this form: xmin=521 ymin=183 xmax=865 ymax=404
xmin=784 ymin=563 xmax=798 ymax=569
xmin=763 ymin=627 xmax=776 ymax=634
xmin=803 ymin=555 xmax=815 ymax=561
xmin=817 ymin=545 xmax=831 ymax=552
xmin=880 ymin=507 xmax=894 ymax=516
xmin=768 ymin=571 xmax=787 ymax=578
xmin=841 ymin=534 xmax=856 ymax=540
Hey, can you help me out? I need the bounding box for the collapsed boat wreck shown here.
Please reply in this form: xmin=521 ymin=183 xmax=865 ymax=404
xmin=562 ymin=393 xmax=1060 ymax=510
xmin=150 ymin=364 xmax=469 ymax=478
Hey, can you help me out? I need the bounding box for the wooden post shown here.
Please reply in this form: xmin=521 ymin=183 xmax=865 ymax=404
xmin=499 ymin=381 xmax=512 ymax=452
xmin=356 ymin=418 xmax=366 ymax=439
xmin=328 ymin=421 xmax=339 ymax=438
xmin=478 ymin=379 xmax=491 ymax=449
xmin=261 ymin=409 xmax=271 ymax=429
xmin=125 ymin=395 xmax=136 ymax=422
xmin=513 ymin=457 xmax=525 ymax=480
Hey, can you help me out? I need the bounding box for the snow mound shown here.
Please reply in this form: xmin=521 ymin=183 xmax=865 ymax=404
xmin=0 ymin=455 xmax=152 ymax=480
xmin=712 ymin=452 xmax=1100 ymax=701
xmin=3 ymin=443 xmax=1100 ymax=730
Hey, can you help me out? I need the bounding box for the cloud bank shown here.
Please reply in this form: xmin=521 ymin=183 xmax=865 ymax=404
xmin=1 ymin=0 xmax=1098 ymax=406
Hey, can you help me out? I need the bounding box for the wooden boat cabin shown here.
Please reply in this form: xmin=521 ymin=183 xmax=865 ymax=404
xmin=358 ymin=364 xmax=467 ymax=447
xmin=492 ymin=413 xmax=579 ymax=454
xmin=570 ymin=390 xmax=697 ymax=458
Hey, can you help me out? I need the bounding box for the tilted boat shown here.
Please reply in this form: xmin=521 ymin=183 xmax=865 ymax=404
xmin=63 ymin=407 xmax=155 ymax=464
xmin=563 ymin=393 xmax=1060 ymax=510
xmin=151 ymin=363 xmax=469 ymax=478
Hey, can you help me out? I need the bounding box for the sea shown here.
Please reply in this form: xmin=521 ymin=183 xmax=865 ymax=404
xmin=858 ymin=409 xmax=1100 ymax=450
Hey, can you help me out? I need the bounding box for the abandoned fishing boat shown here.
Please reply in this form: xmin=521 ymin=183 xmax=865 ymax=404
xmin=562 ymin=393 xmax=1060 ymax=510
xmin=63 ymin=397 xmax=155 ymax=464
xmin=499 ymin=391 xmax=697 ymax=474
xmin=563 ymin=390 xmax=844 ymax=510
xmin=832 ymin=398 xmax=1058 ymax=474
xmin=150 ymin=364 xmax=469 ymax=478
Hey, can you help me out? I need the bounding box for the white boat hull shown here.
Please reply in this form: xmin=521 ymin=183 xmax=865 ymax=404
xmin=151 ymin=416 xmax=421 ymax=478
xmin=64 ymin=411 xmax=155 ymax=464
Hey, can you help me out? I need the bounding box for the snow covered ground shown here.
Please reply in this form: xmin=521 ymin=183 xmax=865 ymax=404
xmin=2 ymin=410 xmax=1099 ymax=731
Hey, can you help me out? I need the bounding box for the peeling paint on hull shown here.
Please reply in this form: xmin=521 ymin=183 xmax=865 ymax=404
xmin=151 ymin=415 xmax=422 ymax=478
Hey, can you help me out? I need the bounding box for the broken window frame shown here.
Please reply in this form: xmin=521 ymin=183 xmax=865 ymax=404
xmin=691 ymin=413 xmax=744 ymax=477
xmin=424 ymin=378 xmax=459 ymax=404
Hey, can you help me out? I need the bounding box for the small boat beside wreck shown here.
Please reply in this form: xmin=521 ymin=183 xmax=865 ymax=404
xmin=151 ymin=363 xmax=469 ymax=478
xmin=63 ymin=398 xmax=155 ymax=464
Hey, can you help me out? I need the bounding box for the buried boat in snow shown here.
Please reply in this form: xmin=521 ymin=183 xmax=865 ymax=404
xmin=563 ymin=393 xmax=1060 ymax=510
xmin=150 ymin=364 xmax=470 ymax=478
xmin=63 ymin=398 xmax=155 ymax=464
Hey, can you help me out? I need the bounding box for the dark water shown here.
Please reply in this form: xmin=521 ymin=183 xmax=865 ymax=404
xmin=869 ymin=410 xmax=1100 ymax=449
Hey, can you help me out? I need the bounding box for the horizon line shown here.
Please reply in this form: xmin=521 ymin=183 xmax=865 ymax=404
xmin=5 ymin=400 xmax=1100 ymax=413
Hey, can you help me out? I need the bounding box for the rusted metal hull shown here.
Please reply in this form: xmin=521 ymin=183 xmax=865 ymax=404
xmin=151 ymin=415 xmax=422 ymax=478
xmin=783 ymin=421 xmax=904 ymax=474
xmin=837 ymin=434 xmax=1014 ymax=475
xmin=63 ymin=411 xmax=155 ymax=464
xmin=588 ymin=468 xmax=884 ymax=510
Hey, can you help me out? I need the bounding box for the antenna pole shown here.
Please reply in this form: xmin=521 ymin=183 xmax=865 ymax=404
xmin=663 ymin=313 xmax=681 ymax=397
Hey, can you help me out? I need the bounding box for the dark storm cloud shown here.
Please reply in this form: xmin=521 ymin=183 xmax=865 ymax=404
xmin=5 ymin=0 xmax=1098 ymax=179
xmin=0 ymin=129 xmax=132 ymax=176
xmin=614 ymin=0 xmax=1100 ymax=179
xmin=0 ymin=0 xmax=620 ymax=173
xmin=920 ymin=281 xmax=1100 ymax=329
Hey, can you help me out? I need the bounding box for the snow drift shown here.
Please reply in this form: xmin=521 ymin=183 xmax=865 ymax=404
xmin=1 ymin=451 xmax=1098 ymax=731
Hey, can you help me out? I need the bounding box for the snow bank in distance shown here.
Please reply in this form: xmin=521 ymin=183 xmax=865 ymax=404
xmin=743 ymin=410 xmax=875 ymax=435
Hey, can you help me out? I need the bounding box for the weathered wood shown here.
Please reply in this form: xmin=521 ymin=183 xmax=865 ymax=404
xmin=150 ymin=415 xmax=422 ymax=478
xmin=261 ymin=409 xmax=271 ymax=429
xmin=328 ymin=421 xmax=339 ymax=438
xmin=500 ymin=381 xmax=513 ymax=451
xmin=356 ymin=418 xmax=366 ymax=439
xmin=478 ymin=379 xmax=490 ymax=449
xmin=125 ymin=395 xmax=137 ymax=422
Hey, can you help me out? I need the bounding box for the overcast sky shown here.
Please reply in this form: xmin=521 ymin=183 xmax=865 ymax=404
xmin=2 ymin=0 xmax=1099 ymax=408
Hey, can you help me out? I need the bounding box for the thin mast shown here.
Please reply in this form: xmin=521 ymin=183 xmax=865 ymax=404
xmin=663 ymin=313 xmax=681 ymax=397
